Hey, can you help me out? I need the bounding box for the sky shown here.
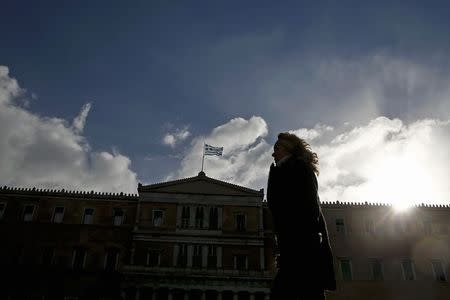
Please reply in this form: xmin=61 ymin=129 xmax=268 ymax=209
xmin=1 ymin=1 xmax=450 ymax=206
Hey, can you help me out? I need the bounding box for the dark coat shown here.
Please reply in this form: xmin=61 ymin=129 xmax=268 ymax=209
xmin=267 ymin=156 xmax=336 ymax=294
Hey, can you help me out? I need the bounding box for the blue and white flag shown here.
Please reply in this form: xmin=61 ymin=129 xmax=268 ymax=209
xmin=204 ymin=144 xmax=223 ymax=156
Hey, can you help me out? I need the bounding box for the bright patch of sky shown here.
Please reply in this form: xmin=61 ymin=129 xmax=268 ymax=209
xmin=1 ymin=1 xmax=450 ymax=205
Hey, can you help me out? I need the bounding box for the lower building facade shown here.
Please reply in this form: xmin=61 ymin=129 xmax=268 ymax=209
xmin=0 ymin=172 xmax=449 ymax=299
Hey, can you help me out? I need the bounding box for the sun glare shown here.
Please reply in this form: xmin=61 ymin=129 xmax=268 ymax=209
xmin=366 ymin=144 xmax=434 ymax=211
xmin=392 ymin=201 xmax=412 ymax=212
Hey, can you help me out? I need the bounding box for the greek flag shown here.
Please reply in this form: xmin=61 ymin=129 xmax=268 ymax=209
xmin=204 ymin=144 xmax=223 ymax=156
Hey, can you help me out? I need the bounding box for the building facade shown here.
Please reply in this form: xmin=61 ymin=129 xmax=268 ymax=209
xmin=1 ymin=172 xmax=449 ymax=299
xmin=0 ymin=186 xmax=138 ymax=298
xmin=122 ymin=171 xmax=273 ymax=300
xmin=324 ymin=201 xmax=450 ymax=300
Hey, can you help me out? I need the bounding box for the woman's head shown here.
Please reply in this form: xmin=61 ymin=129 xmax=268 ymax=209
xmin=273 ymin=132 xmax=319 ymax=175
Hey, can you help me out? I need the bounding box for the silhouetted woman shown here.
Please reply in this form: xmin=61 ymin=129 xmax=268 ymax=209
xmin=267 ymin=132 xmax=336 ymax=300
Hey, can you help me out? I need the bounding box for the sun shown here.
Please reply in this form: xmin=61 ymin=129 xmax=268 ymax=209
xmin=365 ymin=146 xmax=433 ymax=212
xmin=392 ymin=201 xmax=412 ymax=212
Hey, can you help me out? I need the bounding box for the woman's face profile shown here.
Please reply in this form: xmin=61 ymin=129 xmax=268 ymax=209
xmin=272 ymin=141 xmax=290 ymax=164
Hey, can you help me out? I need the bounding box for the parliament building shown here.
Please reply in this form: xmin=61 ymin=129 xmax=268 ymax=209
xmin=1 ymin=171 xmax=449 ymax=299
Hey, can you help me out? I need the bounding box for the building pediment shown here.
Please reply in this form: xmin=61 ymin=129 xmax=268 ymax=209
xmin=138 ymin=171 xmax=263 ymax=197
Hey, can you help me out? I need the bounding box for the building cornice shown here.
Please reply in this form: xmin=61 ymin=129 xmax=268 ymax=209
xmin=0 ymin=185 xmax=139 ymax=201
xmin=321 ymin=200 xmax=450 ymax=209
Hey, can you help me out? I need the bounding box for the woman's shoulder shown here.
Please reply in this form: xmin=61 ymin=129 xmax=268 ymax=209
xmin=286 ymin=156 xmax=308 ymax=169
xmin=285 ymin=157 xmax=317 ymax=177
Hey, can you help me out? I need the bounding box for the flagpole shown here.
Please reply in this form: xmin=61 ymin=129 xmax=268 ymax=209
xmin=201 ymin=141 xmax=205 ymax=172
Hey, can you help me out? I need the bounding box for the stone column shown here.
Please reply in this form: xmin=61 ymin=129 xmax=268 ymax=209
xmin=187 ymin=244 xmax=193 ymax=267
xmin=218 ymin=207 xmax=223 ymax=230
xmin=250 ymin=292 xmax=255 ymax=300
xmin=217 ymin=246 xmax=222 ymax=268
xmin=189 ymin=206 xmax=195 ymax=228
xmin=184 ymin=290 xmax=189 ymax=300
xmin=173 ymin=244 xmax=179 ymax=266
xmin=264 ymin=293 xmax=270 ymax=300
xmin=233 ymin=291 xmax=238 ymax=300
xmin=151 ymin=289 xmax=156 ymax=300
xmin=168 ymin=289 xmax=173 ymax=300
xmin=217 ymin=291 xmax=223 ymax=300
xmin=130 ymin=242 xmax=136 ymax=265
xmin=204 ymin=206 xmax=210 ymax=229
xmin=176 ymin=205 xmax=182 ymax=228
xmin=135 ymin=288 xmax=140 ymax=300
xmin=259 ymin=247 xmax=265 ymax=270
xmin=201 ymin=290 xmax=206 ymax=300
xmin=202 ymin=245 xmax=208 ymax=268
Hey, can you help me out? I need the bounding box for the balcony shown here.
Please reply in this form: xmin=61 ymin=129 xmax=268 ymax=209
xmin=123 ymin=264 xmax=273 ymax=279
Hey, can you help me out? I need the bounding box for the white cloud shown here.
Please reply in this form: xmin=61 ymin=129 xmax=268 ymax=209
xmin=169 ymin=115 xmax=450 ymax=206
xmin=162 ymin=126 xmax=191 ymax=148
xmin=0 ymin=66 xmax=23 ymax=105
xmin=72 ymin=102 xmax=91 ymax=134
xmin=290 ymin=124 xmax=334 ymax=142
xmin=316 ymin=117 xmax=450 ymax=206
xmin=166 ymin=116 xmax=271 ymax=189
xmin=3 ymin=62 xmax=449 ymax=205
xmin=0 ymin=66 xmax=138 ymax=193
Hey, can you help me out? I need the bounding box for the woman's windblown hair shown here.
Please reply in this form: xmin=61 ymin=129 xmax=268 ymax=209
xmin=277 ymin=132 xmax=319 ymax=175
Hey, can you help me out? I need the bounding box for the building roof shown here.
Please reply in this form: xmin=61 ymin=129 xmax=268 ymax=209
xmin=138 ymin=171 xmax=264 ymax=197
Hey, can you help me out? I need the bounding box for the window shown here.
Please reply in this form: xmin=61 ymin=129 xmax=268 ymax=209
xmin=423 ymin=217 xmax=432 ymax=235
xmin=235 ymin=213 xmax=247 ymax=232
xmin=336 ymin=218 xmax=345 ymax=233
xmin=146 ymin=250 xmax=161 ymax=267
xmin=152 ymin=209 xmax=164 ymax=227
xmin=52 ymin=206 xmax=65 ymax=223
xmin=42 ymin=246 xmax=56 ymax=265
xmin=104 ymin=249 xmax=119 ymax=272
xmin=234 ymin=255 xmax=248 ymax=270
xmin=369 ymin=258 xmax=384 ymax=281
xmin=192 ymin=245 xmax=203 ymax=268
xmin=401 ymin=259 xmax=415 ymax=280
xmin=72 ymin=247 xmax=87 ymax=271
xmin=207 ymin=245 xmax=217 ymax=269
xmin=177 ymin=244 xmax=188 ymax=267
xmin=0 ymin=202 xmax=6 ymax=220
xmin=82 ymin=208 xmax=94 ymax=224
xmin=195 ymin=207 xmax=204 ymax=229
xmin=400 ymin=219 xmax=410 ymax=233
xmin=432 ymin=260 xmax=447 ymax=282
xmin=439 ymin=224 xmax=448 ymax=235
xmin=12 ymin=245 xmax=25 ymax=264
xmin=209 ymin=207 xmax=218 ymax=230
xmin=181 ymin=206 xmax=190 ymax=228
xmin=23 ymin=204 xmax=35 ymax=222
xmin=113 ymin=208 xmax=124 ymax=226
xmin=394 ymin=219 xmax=406 ymax=235
xmin=364 ymin=218 xmax=374 ymax=234
xmin=339 ymin=258 xmax=352 ymax=281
